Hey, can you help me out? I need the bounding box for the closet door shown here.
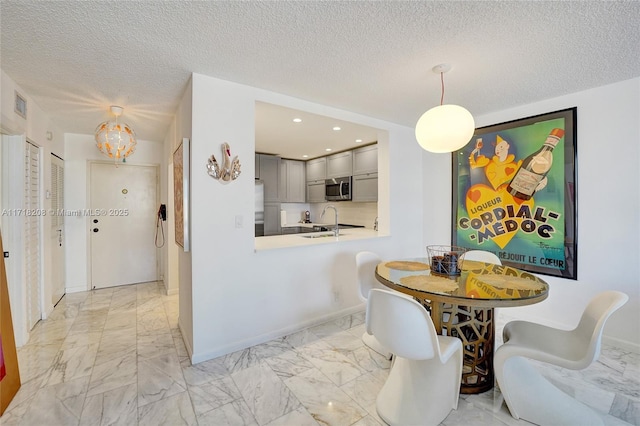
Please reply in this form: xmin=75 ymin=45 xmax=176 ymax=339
xmin=51 ymin=154 xmax=65 ymax=305
xmin=24 ymin=141 xmax=42 ymax=330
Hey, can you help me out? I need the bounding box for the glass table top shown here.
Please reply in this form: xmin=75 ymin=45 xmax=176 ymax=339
xmin=375 ymin=258 xmax=549 ymax=306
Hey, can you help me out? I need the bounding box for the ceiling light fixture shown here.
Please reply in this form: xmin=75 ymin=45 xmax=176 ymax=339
xmin=333 ymin=126 xmax=341 ymax=131
xmin=415 ymin=64 xmax=475 ymax=153
xmin=293 ymin=118 xmax=302 ymax=123
xmin=325 ymin=148 xmax=332 ymax=152
xmin=95 ymin=105 xmax=137 ymax=162
xmin=355 ymin=139 xmax=362 ymax=143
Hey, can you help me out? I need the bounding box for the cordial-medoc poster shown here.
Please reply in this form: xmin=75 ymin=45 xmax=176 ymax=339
xmin=452 ymin=108 xmax=577 ymax=279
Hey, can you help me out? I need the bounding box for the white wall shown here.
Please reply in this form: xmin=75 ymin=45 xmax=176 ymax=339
xmin=423 ymin=77 xmax=640 ymax=350
xmin=1 ymin=69 xmax=64 ymax=346
xmin=171 ymin=78 xmax=194 ymax=356
xmin=64 ymin=133 xmax=164 ymax=292
xmin=184 ymin=73 xmax=423 ymax=362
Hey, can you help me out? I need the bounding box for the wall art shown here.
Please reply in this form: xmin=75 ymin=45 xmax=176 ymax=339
xmin=173 ymin=138 xmax=190 ymax=252
xmin=451 ymin=107 xmax=577 ymax=279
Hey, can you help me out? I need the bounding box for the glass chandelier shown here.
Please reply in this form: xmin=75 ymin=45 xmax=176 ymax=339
xmin=95 ymin=105 xmax=137 ymax=162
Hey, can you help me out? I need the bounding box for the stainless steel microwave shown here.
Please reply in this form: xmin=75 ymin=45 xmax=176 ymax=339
xmin=325 ymin=176 xmax=352 ymax=201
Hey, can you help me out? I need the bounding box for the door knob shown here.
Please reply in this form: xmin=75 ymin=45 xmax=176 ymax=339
xmin=93 ymin=228 xmax=99 ymax=233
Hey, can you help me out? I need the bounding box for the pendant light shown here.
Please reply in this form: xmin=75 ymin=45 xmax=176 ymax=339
xmin=94 ymin=105 xmax=137 ymax=162
xmin=415 ymin=64 xmax=475 ymax=153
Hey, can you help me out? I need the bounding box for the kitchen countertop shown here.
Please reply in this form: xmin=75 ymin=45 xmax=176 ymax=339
xmin=255 ymin=227 xmax=384 ymax=251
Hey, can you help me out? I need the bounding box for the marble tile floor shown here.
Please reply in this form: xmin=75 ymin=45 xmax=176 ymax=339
xmin=1 ymin=281 xmax=638 ymax=426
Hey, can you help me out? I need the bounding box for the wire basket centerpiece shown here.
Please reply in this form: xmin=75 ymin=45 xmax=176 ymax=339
xmin=427 ymin=245 xmax=467 ymax=276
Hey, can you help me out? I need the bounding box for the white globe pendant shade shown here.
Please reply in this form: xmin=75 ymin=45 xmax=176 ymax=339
xmin=415 ymin=104 xmax=475 ymax=153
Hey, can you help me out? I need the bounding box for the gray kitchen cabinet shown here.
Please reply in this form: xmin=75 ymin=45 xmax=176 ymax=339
xmin=352 ymin=172 xmax=378 ymax=202
xmin=353 ymin=144 xmax=377 ymax=175
xmin=279 ymin=159 xmax=306 ymax=202
xmin=305 ymin=157 xmax=326 ymax=181
xmin=281 ymin=226 xmax=300 ymax=235
xmin=264 ymin=202 xmax=281 ymax=236
xmin=326 ymin=151 xmax=353 ymax=178
xmin=306 ymin=180 xmax=326 ymax=203
xmin=258 ymin=154 xmax=281 ymax=202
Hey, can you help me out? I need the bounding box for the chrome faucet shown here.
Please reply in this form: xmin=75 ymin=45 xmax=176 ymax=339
xmin=321 ymin=205 xmax=339 ymax=237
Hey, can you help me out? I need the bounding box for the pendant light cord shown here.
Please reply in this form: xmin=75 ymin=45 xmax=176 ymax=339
xmin=440 ymin=72 xmax=445 ymax=105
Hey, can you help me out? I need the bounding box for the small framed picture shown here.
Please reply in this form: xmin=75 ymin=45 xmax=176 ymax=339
xmin=14 ymin=91 xmax=27 ymax=119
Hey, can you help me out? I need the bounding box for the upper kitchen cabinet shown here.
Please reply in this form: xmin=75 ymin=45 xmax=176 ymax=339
xmin=258 ymin=153 xmax=281 ymax=202
xmin=352 ymin=144 xmax=378 ymax=202
xmin=326 ymin=151 xmax=353 ymax=178
xmin=305 ymin=157 xmax=326 ymax=203
xmin=280 ymin=159 xmax=306 ymax=203
xmin=353 ymin=144 xmax=377 ymax=175
xmin=305 ymin=157 xmax=326 ymax=181
xmin=352 ymin=173 xmax=378 ymax=202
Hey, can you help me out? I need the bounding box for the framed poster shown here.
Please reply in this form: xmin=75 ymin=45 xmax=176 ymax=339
xmin=173 ymin=138 xmax=190 ymax=252
xmin=452 ymin=108 xmax=577 ymax=279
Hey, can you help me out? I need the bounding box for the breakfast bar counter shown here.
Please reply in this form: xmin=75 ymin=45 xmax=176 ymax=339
xmin=255 ymin=228 xmax=383 ymax=251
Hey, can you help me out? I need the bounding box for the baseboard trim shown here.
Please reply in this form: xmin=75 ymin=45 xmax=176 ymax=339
xmin=190 ymin=304 xmax=365 ymax=365
xmin=603 ymin=335 xmax=640 ymax=354
xmin=178 ymin=320 xmax=194 ymax=361
xmin=65 ymin=285 xmax=89 ymax=294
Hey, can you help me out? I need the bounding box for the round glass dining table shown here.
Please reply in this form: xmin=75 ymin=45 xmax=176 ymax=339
xmin=375 ymin=258 xmax=549 ymax=394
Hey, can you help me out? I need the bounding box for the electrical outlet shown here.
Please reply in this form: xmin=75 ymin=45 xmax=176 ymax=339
xmin=333 ymin=291 xmax=340 ymax=302
xmin=235 ymin=215 xmax=243 ymax=228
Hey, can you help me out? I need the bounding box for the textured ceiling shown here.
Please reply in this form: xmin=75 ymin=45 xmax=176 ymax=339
xmin=1 ymin=1 xmax=639 ymax=156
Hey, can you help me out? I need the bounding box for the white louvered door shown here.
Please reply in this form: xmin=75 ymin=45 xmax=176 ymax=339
xmin=51 ymin=154 xmax=65 ymax=305
xmin=25 ymin=141 xmax=42 ymax=330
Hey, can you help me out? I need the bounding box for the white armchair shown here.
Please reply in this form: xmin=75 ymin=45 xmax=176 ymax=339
xmin=460 ymin=249 xmax=502 ymax=265
xmin=355 ymin=251 xmax=392 ymax=359
xmin=494 ymin=291 xmax=628 ymax=425
xmin=367 ymin=288 xmax=462 ymax=426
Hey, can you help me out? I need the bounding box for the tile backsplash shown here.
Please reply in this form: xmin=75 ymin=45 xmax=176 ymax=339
xmin=281 ymin=202 xmax=378 ymax=229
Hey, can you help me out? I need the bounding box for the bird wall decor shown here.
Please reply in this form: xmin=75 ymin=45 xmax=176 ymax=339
xmin=207 ymin=142 xmax=241 ymax=182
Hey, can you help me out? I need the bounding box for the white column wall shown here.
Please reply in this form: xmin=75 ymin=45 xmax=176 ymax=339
xmin=187 ymin=73 xmax=423 ymax=362
xmin=423 ymin=77 xmax=640 ymax=351
xmin=172 ymin=78 xmax=194 ymax=356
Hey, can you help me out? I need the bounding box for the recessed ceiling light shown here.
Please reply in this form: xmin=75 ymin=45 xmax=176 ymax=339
xmin=333 ymin=126 xmax=341 ymax=131
xmin=325 ymin=148 xmax=332 ymax=152
xmin=293 ymin=118 xmax=302 ymax=123
xmin=302 ymin=154 xmax=308 ymax=158
xmin=355 ymin=139 xmax=362 ymax=143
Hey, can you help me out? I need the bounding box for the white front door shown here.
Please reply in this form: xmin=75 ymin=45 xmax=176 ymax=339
xmin=51 ymin=154 xmax=65 ymax=305
xmin=90 ymin=163 xmax=158 ymax=289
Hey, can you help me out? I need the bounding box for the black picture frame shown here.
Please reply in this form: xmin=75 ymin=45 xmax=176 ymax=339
xmin=451 ymin=107 xmax=577 ymax=279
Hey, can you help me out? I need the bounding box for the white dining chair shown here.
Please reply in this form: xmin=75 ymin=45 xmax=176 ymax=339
xmin=494 ymin=290 xmax=629 ymax=426
xmin=355 ymin=251 xmax=392 ymax=359
xmin=460 ymin=249 xmax=502 ymax=265
xmin=367 ymin=288 xmax=462 ymax=426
